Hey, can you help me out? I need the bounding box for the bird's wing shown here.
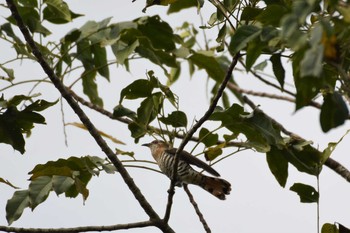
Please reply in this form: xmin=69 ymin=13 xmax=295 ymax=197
xmin=165 ymin=148 xmax=220 ymax=177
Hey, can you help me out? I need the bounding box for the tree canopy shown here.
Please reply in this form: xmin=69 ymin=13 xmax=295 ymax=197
xmin=0 ymin=0 xmax=350 ymax=232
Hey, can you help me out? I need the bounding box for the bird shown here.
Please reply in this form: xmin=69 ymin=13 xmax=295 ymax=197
xmin=142 ymin=140 xmax=231 ymax=200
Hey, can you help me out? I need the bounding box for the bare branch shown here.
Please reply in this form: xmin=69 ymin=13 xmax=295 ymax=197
xmin=164 ymin=53 xmax=241 ymax=222
xmin=0 ymin=221 xmax=155 ymax=233
xmin=227 ymin=82 xmax=297 ymax=103
xmin=183 ymin=184 xmax=212 ymax=233
xmin=5 ymin=1 xmax=173 ymax=232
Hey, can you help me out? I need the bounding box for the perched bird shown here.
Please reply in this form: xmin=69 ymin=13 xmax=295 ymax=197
xmin=142 ymin=140 xmax=231 ymax=200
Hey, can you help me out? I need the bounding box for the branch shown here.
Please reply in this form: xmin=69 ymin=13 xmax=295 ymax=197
xmin=242 ymin=95 xmax=350 ymax=183
xmin=227 ymin=82 xmax=297 ymax=103
xmin=183 ymin=184 xmax=212 ymax=233
xmin=0 ymin=221 xmax=155 ymax=233
xmin=163 ymin=53 xmax=241 ymax=222
xmin=5 ymin=1 xmax=173 ymax=232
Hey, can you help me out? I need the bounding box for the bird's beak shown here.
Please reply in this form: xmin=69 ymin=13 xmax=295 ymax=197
xmin=142 ymin=143 xmax=150 ymax=147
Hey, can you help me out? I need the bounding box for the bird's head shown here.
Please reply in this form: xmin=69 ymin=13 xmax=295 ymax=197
xmin=142 ymin=140 xmax=169 ymax=160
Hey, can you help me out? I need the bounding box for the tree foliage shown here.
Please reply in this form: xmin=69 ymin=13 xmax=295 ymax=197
xmin=1 ymin=0 xmax=350 ymax=232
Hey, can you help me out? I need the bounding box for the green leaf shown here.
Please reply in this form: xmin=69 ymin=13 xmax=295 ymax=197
xmin=8 ymin=5 xmax=51 ymax=36
xmin=18 ymin=0 xmax=38 ymax=7
xmin=137 ymin=15 xmax=176 ymax=51
xmin=240 ymin=6 xmax=263 ymax=21
xmin=24 ymin=99 xmax=58 ymax=112
xmin=266 ymin=146 xmax=289 ymax=187
xmin=199 ymin=128 xmax=219 ymax=147
xmin=246 ymin=39 xmax=265 ymax=71
xmin=189 ymin=52 xmax=226 ymax=82
xmin=244 ymin=110 xmax=285 ymax=148
xmin=321 ymin=130 xmax=349 ymax=164
xmin=159 ymin=111 xmax=187 ymax=127
xmin=0 ymin=65 xmax=15 ymax=82
xmin=28 ymin=176 xmax=53 ymax=210
xmin=290 ymin=183 xmax=319 ymax=203
xmin=0 ymin=100 xmax=49 ymax=154
xmin=256 ymin=4 xmax=288 ymax=26
xmin=270 ymin=53 xmax=285 ymax=89
xmin=43 ymin=0 xmax=73 ymax=24
xmin=283 ymin=144 xmax=321 ymax=176
xmin=52 ymin=176 xmax=75 ymax=195
xmin=128 ymin=122 xmax=147 ymax=142
xmin=321 ymin=223 xmax=339 ymax=233
xmin=300 ymin=44 xmax=324 ymax=78
xmin=120 ymin=79 xmax=154 ymax=103
xmin=204 ymin=143 xmax=225 ymax=161
xmin=229 ymin=25 xmax=261 ymax=54
xmin=167 ymin=0 xmax=198 ymax=14
xmin=137 ymin=92 xmax=163 ymax=126
xmin=82 ymin=69 xmax=103 ymax=107
xmin=113 ymin=104 xmax=137 ymax=119
xmin=320 ymin=92 xmax=349 ymax=132
xmin=92 ymin=44 xmax=109 ymax=80
xmin=112 ymin=40 xmax=140 ymax=65
xmin=6 ymin=190 xmax=30 ymax=225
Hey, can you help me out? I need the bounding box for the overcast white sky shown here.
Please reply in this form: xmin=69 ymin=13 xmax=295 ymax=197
xmin=0 ymin=1 xmax=350 ymax=233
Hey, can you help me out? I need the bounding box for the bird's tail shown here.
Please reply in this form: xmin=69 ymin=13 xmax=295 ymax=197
xmin=199 ymin=175 xmax=231 ymax=200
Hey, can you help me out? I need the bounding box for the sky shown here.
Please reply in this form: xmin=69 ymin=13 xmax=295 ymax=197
xmin=0 ymin=1 xmax=350 ymax=233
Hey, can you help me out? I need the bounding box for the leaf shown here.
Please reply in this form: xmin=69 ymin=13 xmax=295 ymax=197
xmin=119 ymin=79 xmax=154 ymax=103
xmin=6 ymin=190 xmax=30 ymax=225
xmin=159 ymin=111 xmax=187 ymax=127
xmin=240 ymin=6 xmax=263 ymax=21
xmin=189 ymin=52 xmax=226 ymax=82
xmin=284 ymin=144 xmax=321 ymax=176
xmin=137 ymin=15 xmax=176 ymax=51
xmin=113 ymin=104 xmax=137 ymax=119
xmin=24 ymin=99 xmax=58 ymax=112
xmin=229 ymin=25 xmax=261 ymax=54
xmin=43 ymin=0 xmax=76 ymax=24
xmin=128 ymin=122 xmax=147 ymax=142
xmin=167 ymin=0 xmax=197 ymax=14
xmin=137 ymin=93 xmax=163 ymax=126
xmin=0 ymin=65 xmax=15 ymax=82
xmin=246 ymin=39 xmax=265 ymax=71
xmin=320 ymin=92 xmax=349 ymax=132
xmin=266 ymin=146 xmax=288 ymax=187
xmin=321 ymin=223 xmax=339 ymax=233
xmin=112 ymin=40 xmax=140 ymax=65
xmin=92 ymin=43 xmax=109 ymax=80
xmin=81 ymin=69 xmax=103 ymax=107
xmin=204 ymin=143 xmax=225 ymax=161
xmin=0 ymin=178 xmax=19 ymax=189
xmin=199 ymin=128 xmax=219 ymax=147
xmin=0 ymin=101 xmax=50 ymax=154
xmin=321 ymin=130 xmax=350 ymax=164
xmin=300 ymin=44 xmax=324 ymax=78
xmin=28 ymin=176 xmax=53 ymax=210
xmin=270 ymin=53 xmax=285 ymax=89
xmin=256 ymin=4 xmax=288 ymax=26
xmin=290 ymin=183 xmax=319 ymax=203
xmin=52 ymin=176 xmax=75 ymax=195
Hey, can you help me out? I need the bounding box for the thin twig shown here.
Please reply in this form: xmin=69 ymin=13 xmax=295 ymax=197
xmin=0 ymin=221 xmax=155 ymax=233
xmin=5 ymin=1 xmax=173 ymax=232
xmin=227 ymin=82 xmax=297 ymax=103
xmin=163 ymin=53 xmax=241 ymax=223
xmin=183 ymin=184 xmax=212 ymax=233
